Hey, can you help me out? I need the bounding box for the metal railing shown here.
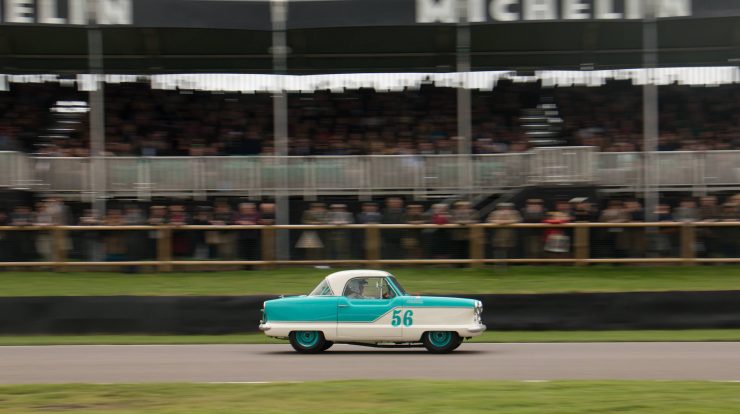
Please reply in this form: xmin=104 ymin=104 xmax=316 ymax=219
xmin=1 ymin=149 xmax=739 ymax=197
xmin=0 ymin=222 xmax=737 ymax=270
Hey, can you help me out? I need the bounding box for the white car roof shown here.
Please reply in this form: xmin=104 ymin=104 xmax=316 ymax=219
xmin=324 ymin=269 xmax=393 ymax=295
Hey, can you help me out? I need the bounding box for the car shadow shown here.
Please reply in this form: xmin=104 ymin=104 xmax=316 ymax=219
xmin=261 ymin=349 xmax=488 ymax=355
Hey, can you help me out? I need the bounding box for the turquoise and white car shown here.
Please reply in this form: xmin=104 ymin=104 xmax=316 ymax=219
xmin=259 ymin=270 xmax=486 ymax=353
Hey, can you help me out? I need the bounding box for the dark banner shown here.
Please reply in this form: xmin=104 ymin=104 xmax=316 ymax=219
xmin=0 ymin=0 xmax=737 ymax=30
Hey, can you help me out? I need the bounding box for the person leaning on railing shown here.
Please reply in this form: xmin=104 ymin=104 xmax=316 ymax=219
xmin=597 ymin=200 xmax=630 ymax=259
xmin=520 ymin=199 xmax=545 ymax=259
xmin=147 ymin=206 xmax=168 ymax=260
xmin=234 ymin=203 xmax=260 ymax=262
xmin=297 ymin=202 xmax=327 ymax=260
xmin=327 ymin=204 xmax=354 ymax=260
xmin=487 ymin=203 xmax=522 ymax=262
xmin=381 ymin=197 xmax=405 ymax=260
xmin=210 ymin=201 xmax=238 ymax=260
xmin=698 ymin=196 xmax=721 ymax=258
xmin=450 ymin=201 xmax=479 ymax=261
xmin=403 ymin=204 xmax=426 ymax=260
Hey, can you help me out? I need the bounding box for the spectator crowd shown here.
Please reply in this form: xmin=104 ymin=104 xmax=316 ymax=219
xmin=0 ymin=194 xmax=737 ymax=263
xmin=0 ymin=80 xmax=739 ymax=157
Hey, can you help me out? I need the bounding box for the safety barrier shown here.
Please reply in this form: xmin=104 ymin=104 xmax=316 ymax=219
xmin=0 ymin=222 xmax=737 ymax=270
xmin=4 ymin=291 xmax=740 ymax=334
xmin=2 ymin=149 xmax=738 ymax=197
xmin=0 ymin=147 xmax=740 ymax=196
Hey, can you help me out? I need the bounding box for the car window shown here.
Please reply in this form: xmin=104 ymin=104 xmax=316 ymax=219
xmin=343 ymin=277 xmax=395 ymax=300
xmin=387 ymin=276 xmax=407 ymax=295
xmin=308 ymin=280 xmax=334 ymax=296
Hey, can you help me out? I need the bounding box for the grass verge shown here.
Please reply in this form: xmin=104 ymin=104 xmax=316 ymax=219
xmin=1 ymin=265 xmax=740 ymax=296
xmin=0 ymin=380 xmax=738 ymax=413
xmin=3 ymin=329 xmax=740 ymax=346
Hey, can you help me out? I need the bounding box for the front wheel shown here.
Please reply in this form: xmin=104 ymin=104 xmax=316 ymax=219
xmin=422 ymin=331 xmax=462 ymax=354
xmin=289 ymin=331 xmax=328 ymax=354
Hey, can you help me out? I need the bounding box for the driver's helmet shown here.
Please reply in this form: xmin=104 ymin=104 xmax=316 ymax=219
xmin=347 ymin=278 xmax=367 ymax=295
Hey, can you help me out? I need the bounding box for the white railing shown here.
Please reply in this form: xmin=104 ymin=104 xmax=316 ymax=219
xmin=598 ymin=150 xmax=740 ymax=190
xmin=1 ymin=149 xmax=738 ymax=198
xmin=0 ymin=151 xmax=34 ymax=189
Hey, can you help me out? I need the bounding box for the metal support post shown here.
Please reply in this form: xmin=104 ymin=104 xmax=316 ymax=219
xmin=642 ymin=0 xmax=659 ymax=223
xmin=456 ymin=0 xmax=473 ymax=196
xmin=271 ymin=0 xmax=290 ymax=260
xmin=88 ymin=9 xmax=106 ymax=219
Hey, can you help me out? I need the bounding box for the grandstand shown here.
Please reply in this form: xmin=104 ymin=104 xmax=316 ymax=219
xmin=0 ymin=0 xmax=737 ymax=266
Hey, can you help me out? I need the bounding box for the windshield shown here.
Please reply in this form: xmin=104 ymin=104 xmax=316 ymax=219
xmin=387 ymin=276 xmax=408 ymax=296
xmin=308 ymin=279 xmax=334 ymax=296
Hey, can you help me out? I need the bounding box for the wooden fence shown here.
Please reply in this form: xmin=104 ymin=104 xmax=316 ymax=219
xmin=0 ymin=222 xmax=737 ymax=270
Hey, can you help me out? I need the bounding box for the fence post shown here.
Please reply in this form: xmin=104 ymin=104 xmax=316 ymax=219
xmin=681 ymin=223 xmax=696 ymax=265
xmin=574 ymin=225 xmax=590 ymax=266
xmin=157 ymin=226 xmax=172 ymax=272
xmin=365 ymin=225 xmax=380 ymax=267
xmin=469 ymin=225 xmax=484 ymax=268
xmin=261 ymin=226 xmax=275 ymax=268
xmin=52 ymin=226 xmax=67 ymax=272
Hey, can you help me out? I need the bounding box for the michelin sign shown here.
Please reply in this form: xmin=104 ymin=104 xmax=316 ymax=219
xmin=0 ymin=0 xmax=714 ymax=29
xmin=417 ymin=0 xmax=692 ymax=23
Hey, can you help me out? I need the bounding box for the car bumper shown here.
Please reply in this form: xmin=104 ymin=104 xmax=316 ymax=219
xmin=458 ymin=323 xmax=486 ymax=337
xmin=258 ymin=323 xmax=271 ymax=332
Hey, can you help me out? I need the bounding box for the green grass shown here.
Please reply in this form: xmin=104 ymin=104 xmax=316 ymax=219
xmin=1 ymin=266 xmax=740 ymax=296
xmin=3 ymin=329 xmax=740 ymax=346
xmin=0 ymin=381 xmax=738 ymax=413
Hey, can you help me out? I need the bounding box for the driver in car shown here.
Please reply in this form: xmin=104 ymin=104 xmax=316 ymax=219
xmin=346 ymin=278 xmax=368 ymax=299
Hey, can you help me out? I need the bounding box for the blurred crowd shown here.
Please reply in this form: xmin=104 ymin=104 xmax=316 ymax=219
xmin=0 ymin=195 xmax=737 ymax=263
xmin=0 ymin=81 xmax=738 ymax=157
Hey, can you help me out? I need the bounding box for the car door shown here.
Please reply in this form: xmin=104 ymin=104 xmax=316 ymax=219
xmin=336 ymin=277 xmax=403 ymax=340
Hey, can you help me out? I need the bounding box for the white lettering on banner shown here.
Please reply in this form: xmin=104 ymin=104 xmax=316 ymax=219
xmin=0 ymin=0 xmax=132 ymax=25
xmin=624 ymin=0 xmax=642 ymax=18
xmin=594 ymin=0 xmax=622 ymax=19
xmin=563 ymin=0 xmax=590 ymax=19
xmin=657 ymin=0 xmax=690 ymax=18
xmin=469 ymin=0 xmax=487 ymax=22
xmin=490 ymin=0 xmax=519 ymax=21
xmin=416 ymin=0 xmax=693 ymax=22
xmin=523 ymin=0 xmax=556 ymax=20
xmin=39 ymin=0 xmax=65 ymax=24
xmin=416 ymin=0 xmax=457 ymax=23
xmin=6 ymin=0 xmax=35 ymax=23
xmin=68 ymin=0 xmax=88 ymax=24
xmin=97 ymin=0 xmax=132 ymax=24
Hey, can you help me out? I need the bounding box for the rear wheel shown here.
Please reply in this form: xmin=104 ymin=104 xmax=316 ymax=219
xmin=289 ymin=331 xmax=327 ymax=354
xmin=422 ymin=331 xmax=462 ymax=354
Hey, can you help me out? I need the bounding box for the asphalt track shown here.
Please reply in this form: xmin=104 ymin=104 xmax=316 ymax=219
xmin=1 ymin=342 xmax=740 ymax=384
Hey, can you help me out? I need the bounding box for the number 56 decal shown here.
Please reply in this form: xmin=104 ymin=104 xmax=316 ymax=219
xmin=391 ymin=309 xmax=413 ymax=327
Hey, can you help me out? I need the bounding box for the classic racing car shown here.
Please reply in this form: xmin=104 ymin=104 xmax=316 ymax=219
xmin=259 ymin=270 xmax=485 ymax=353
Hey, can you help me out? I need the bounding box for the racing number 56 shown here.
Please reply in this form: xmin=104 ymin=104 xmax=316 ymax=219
xmin=391 ymin=309 xmax=413 ymax=327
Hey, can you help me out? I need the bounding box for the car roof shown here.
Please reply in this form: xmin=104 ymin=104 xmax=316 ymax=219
xmin=324 ymin=269 xmax=393 ymax=295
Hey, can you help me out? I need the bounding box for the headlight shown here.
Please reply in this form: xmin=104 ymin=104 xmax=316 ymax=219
xmin=473 ymin=301 xmax=483 ymax=324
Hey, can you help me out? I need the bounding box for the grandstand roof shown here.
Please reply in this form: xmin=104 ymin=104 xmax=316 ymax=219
xmin=0 ymin=0 xmax=738 ymax=74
